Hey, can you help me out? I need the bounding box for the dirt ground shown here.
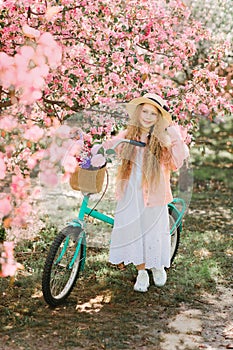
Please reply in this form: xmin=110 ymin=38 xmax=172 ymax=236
xmin=0 ymin=273 xmax=232 ymax=350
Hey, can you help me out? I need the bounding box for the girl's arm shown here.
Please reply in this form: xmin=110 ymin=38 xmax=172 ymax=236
xmin=166 ymin=125 xmax=189 ymax=170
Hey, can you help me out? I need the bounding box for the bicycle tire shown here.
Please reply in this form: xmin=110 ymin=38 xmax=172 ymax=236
xmin=169 ymin=207 xmax=181 ymax=264
xmin=42 ymin=226 xmax=85 ymax=307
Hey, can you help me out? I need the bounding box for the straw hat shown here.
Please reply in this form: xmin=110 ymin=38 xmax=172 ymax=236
xmin=126 ymin=93 xmax=172 ymax=124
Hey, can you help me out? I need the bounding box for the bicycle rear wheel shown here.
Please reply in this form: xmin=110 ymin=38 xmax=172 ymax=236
xmin=42 ymin=226 xmax=85 ymax=307
xmin=169 ymin=207 xmax=181 ymax=264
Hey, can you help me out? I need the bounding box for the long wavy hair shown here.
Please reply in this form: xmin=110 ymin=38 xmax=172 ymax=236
xmin=117 ymin=104 xmax=172 ymax=191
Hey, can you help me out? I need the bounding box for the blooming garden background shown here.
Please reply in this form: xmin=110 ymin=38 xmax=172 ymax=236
xmin=0 ymin=0 xmax=232 ymax=276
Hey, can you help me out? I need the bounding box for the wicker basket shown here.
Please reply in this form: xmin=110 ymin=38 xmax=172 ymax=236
xmin=69 ymin=165 xmax=106 ymax=193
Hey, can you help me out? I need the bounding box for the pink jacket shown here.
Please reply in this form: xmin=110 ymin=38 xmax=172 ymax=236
xmin=103 ymin=125 xmax=189 ymax=207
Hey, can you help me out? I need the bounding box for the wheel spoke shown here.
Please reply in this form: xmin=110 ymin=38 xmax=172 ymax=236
xmin=49 ymin=238 xmax=81 ymax=299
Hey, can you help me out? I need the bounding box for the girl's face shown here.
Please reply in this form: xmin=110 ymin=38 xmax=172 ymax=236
xmin=139 ymin=103 xmax=160 ymax=130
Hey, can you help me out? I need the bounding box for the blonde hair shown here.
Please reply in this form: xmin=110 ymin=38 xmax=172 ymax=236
xmin=117 ymin=104 xmax=172 ymax=191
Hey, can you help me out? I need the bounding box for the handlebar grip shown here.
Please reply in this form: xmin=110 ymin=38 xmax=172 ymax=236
xmin=129 ymin=140 xmax=146 ymax=147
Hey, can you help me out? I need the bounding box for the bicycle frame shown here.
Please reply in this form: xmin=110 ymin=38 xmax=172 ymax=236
xmin=69 ymin=194 xmax=186 ymax=233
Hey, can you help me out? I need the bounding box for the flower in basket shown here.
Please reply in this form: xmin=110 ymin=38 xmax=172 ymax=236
xmin=90 ymin=145 xmax=106 ymax=168
xmin=79 ymin=144 xmax=107 ymax=170
xmin=70 ymin=130 xmax=115 ymax=193
xmin=73 ymin=130 xmax=111 ymax=170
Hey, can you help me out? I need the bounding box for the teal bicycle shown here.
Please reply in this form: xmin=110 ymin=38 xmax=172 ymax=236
xmin=42 ymin=139 xmax=186 ymax=306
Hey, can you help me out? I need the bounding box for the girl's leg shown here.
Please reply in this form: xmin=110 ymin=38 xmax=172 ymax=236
xmin=136 ymin=263 xmax=145 ymax=270
xmin=134 ymin=263 xmax=149 ymax=292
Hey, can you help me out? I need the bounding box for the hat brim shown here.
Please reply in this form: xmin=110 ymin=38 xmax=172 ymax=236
xmin=126 ymin=97 xmax=172 ymax=124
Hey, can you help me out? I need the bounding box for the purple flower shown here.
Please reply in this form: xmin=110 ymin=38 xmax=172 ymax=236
xmin=81 ymin=157 xmax=91 ymax=169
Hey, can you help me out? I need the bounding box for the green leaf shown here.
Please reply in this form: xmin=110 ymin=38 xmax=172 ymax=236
xmin=97 ymin=146 xmax=105 ymax=155
xmin=106 ymin=149 xmax=116 ymax=155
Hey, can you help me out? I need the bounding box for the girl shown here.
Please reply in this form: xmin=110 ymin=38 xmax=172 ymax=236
xmin=104 ymin=93 xmax=189 ymax=292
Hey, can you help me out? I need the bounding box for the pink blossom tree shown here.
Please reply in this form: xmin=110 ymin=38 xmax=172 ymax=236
xmin=184 ymin=0 xmax=233 ymax=116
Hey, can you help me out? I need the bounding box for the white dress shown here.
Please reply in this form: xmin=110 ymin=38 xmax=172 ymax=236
xmin=109 ymin=149 xmax=171 ymax=269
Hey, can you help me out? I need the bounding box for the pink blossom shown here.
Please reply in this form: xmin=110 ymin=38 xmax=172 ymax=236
xmin=62 ymin=155 xmax=77 ymax=173
xmin=22 ymin=24 xmax=40 ymax=39
xmin=0 ymin=115 xmax=18 ymax=131
xmin=198 ymin=103 xmax=210 ymax=116
xmin=90 ymin=127 xmax=97 ymax=135
xmin=20 ymin=88 xmax=42 ymax=104
xmin=65 ymin=140 xmax=83 ymax=157
xmin=0 ymin=242 xmax=23 ymax=277
xmin=28 ymin=66 xmax=49 ymax=83
xmin=0 ymin=158 xmax=6 ymax=179
xmin=0 ymin=196 xmax=12 ymax=219
xmin=109 ymin=72 xmax=121 ymax=85
xmin=16 ymin=64 xmax=45 ymax=88
xmin=55 ymin=125 xmax=71 ymax=139
xmin=111 ymin=52 xmax=125 ymax=65
xmin=34 ymin=149 xmax=46 ymax=161
xmin=33 ymin=53 xmax=47 ymax=68
xmin=38 ymin=32 xmax=57 ymax=47
xmin=0 ymin=52 xmax=15 ymax=88
xmin=39 ymin=160 xmax=53 ymax=172
xmin=19 ymin=147 xmax=31 ymax=161
xmin=185 ymin=134 xmax=192 ymax=144
xmin=91 ymin=154 xmax=106 ymax=168
xmin=97 ymin=126 xmax=104 ymax=135
xmin=5 ymin=144 xmax=15 ymax=158
xmin=39 ymin=169 xmax=59 ymax=187
xmin=20 ymin=45 xmax=35 ymax=60
xmin=27 ymin=157 xmax=37 ymax=170
xmin=11 ymin=175 xmax=29 ymax=199
xmin=0 ymin=242 xmax=15 ymax=277
xmin=15 ymin=202 xmax=31 ymax=218
xmin=14 ymin=54 xmax=28 ymax=88
xmin=45 ymin=6 xmax=61 ymax=21
xmin=37 ymin=33 xmax=62 ymax=68
xmin=24 ymin=125 xmax=44 ymax=142
xmin=43 ymin=117 xmax=52 ymax=127
xmin=31 ymin=186 xmax=41 ymax=199
xmin=48 ymin=143 xmax=65 ymax=163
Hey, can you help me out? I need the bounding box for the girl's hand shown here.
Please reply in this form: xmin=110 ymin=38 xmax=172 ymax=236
xmin=167 ymin=124 xmax=187 ymax=142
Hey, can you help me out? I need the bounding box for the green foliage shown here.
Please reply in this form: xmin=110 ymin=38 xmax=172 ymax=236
xmin=0 ymin=225 xmax=6 ymax=243
xmin=192 ymin=115 xmax=233 ymax=191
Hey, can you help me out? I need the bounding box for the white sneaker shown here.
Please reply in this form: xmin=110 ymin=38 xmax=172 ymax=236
xmin=134 ymin=270 xmax=149 ymax=292
xmin=151 ymin=267 xmax=167 ymax=287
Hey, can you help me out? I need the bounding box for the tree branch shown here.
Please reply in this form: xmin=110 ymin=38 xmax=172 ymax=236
xmin=136 ymin=44 xmax=175 ymax=58
xmin=0 ymin=100 xmax=12 ymax=109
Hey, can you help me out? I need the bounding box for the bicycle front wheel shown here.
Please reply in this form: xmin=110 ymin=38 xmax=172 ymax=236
xmin=42 ymin=226 xmax=85 ymax=307
xmin=169 ymin=207 xmax=181 ymax=264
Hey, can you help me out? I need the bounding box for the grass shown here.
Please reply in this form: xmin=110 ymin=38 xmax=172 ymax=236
xmin=193 ymin=165 xmax=233 ymax=191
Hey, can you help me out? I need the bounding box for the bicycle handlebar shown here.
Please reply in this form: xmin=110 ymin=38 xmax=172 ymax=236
xmin=129 ymin=140 xmax=146 ymax=147
xmin=111 ymin=138 xmax=146 ymax=150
